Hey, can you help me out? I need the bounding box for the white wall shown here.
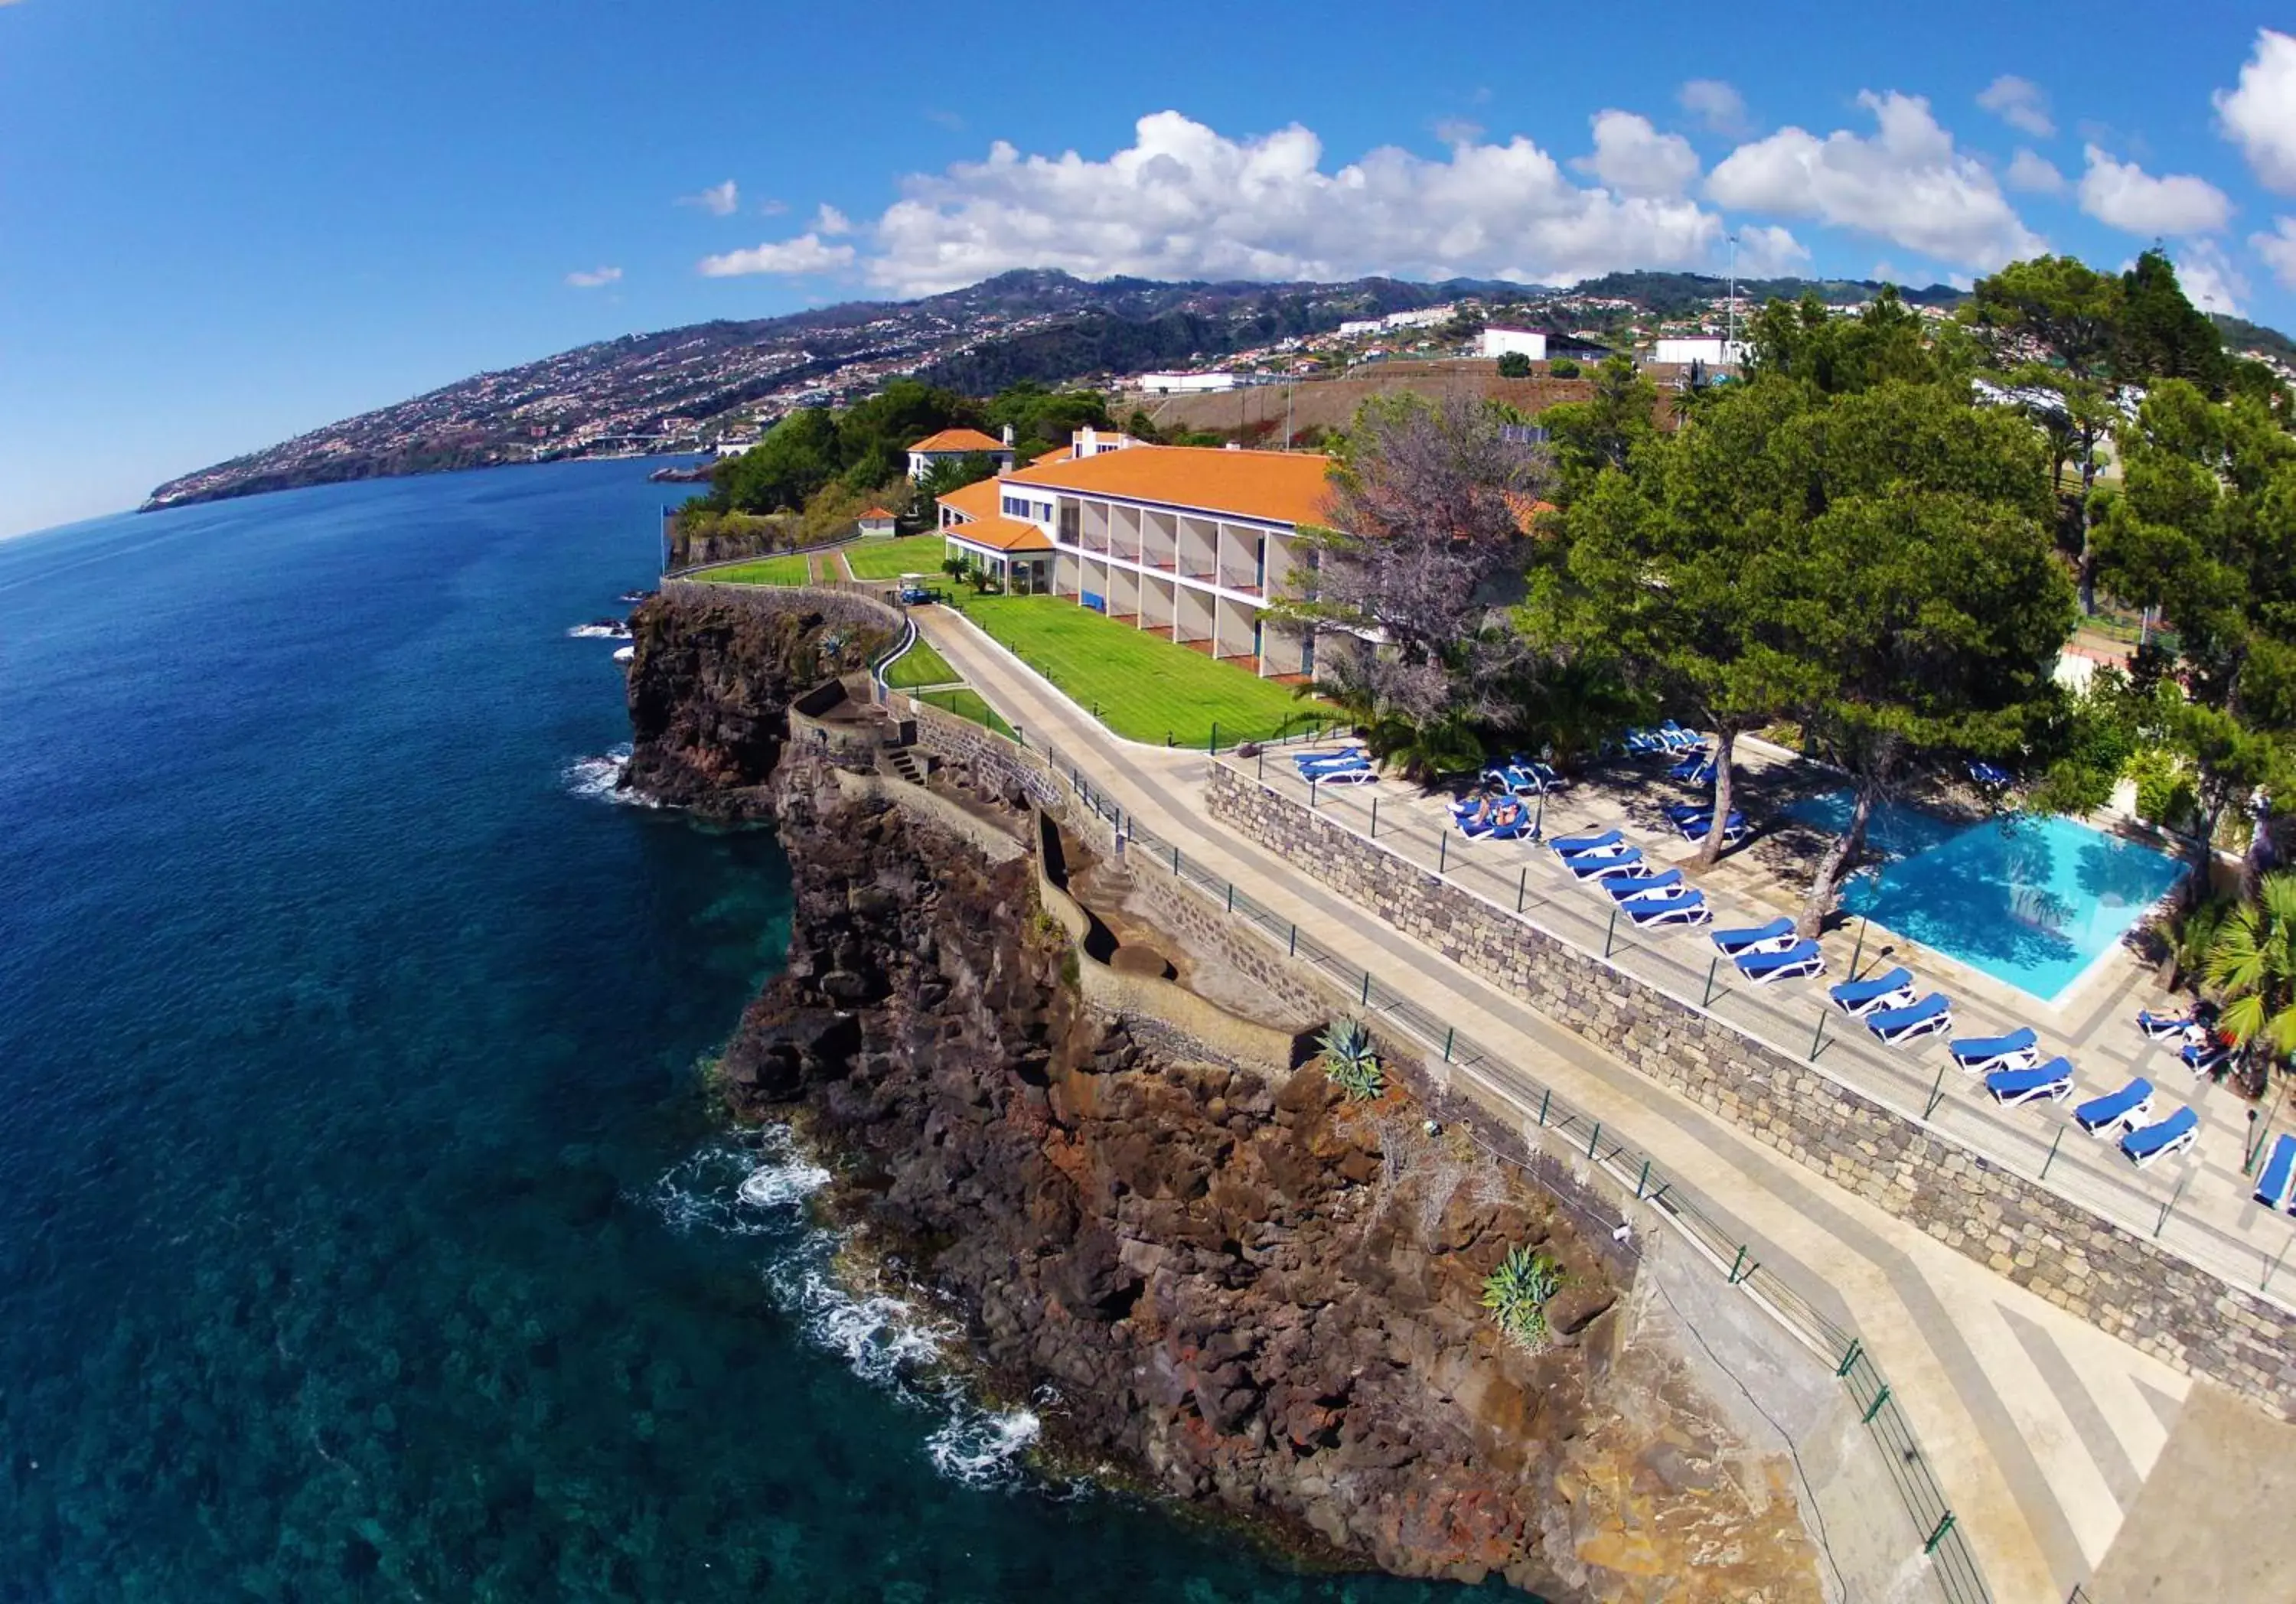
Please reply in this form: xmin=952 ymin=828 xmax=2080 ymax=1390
xmin=1652 ymin=337 xmax=1746 ymax=367
xmin=1479 ymin=328 xmax=1548 ymax=361
xmin=1140 ymin=373 xmax=1239 ymax=394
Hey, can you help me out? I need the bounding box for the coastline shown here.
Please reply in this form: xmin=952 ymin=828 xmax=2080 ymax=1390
xmin=619 ymin=582 xmax=1836 ymax=1602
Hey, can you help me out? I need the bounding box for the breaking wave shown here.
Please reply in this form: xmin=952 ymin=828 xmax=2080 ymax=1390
xmin=566 ymin=621 xmax=632 ymax=639
xmin=651 ymin=1129 xmax=1042 ymax=1488
xmin=563 ymin=745 xmax=654 ymax=807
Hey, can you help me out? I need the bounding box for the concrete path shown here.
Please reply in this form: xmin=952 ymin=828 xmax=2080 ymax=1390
xmin=914 ymin=606 xmax=2231 ymax=1604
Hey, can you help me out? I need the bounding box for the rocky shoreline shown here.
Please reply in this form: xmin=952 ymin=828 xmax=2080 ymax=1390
xmin=621 ymin=588 xmax=1827 ymax=1602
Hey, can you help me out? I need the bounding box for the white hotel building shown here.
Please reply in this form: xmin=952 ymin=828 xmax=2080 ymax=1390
xmin=931 ymin=429 xmax=1332 ymax=681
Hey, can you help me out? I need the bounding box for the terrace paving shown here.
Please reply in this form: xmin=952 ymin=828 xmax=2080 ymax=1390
xmin=916 ymin=604 xmax=2296 ymax=1604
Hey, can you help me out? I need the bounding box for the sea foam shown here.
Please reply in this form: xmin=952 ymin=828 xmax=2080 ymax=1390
xmin=563 ymin=745 xmax=656 ymax=807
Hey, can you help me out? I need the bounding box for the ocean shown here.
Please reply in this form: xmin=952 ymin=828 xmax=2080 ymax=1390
xmin=0 ymin=461 xmax=1487 ymax=1602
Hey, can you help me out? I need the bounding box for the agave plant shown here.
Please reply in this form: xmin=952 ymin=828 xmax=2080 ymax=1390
xmin=1482 ymin=1245 xmax=1564 ymax=1351
xmin=1318 ymin=1017 xmax=1384 ymax=1102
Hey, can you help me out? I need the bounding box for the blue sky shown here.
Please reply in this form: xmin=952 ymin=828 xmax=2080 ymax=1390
xmin=5 ymin=0 xmax=2294 ymax=538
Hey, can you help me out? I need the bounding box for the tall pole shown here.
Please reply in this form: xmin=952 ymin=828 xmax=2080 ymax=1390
xmin=1726 ymin=233 xmax=1739 ymax=360
xmin=1285 ymin=381 xmax=1295 ymax=452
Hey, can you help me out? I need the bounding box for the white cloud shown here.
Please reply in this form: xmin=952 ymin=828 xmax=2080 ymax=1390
xmin=814 ymin=204 xmax=853 ymax=236
xmin=2170 ymin=240 xmax=2247 ymax=315
xmin=1577 ymin=109 xmax=1700 ymax=197
xmin=2077 ymin=146 xmax=2231 ymax=235
xmin=2213 ymin=28 xmax=2296 ymax=194
xmin=1433 ymin=117 xmax=1486 ymax=147
xmin=2004 ymin=148 xmax=2066 ymax=194
xmin=2252 ymin=217 xmax=2296 ymax=289
xmin=863 ymin=110 xmax=1727 ymax=296
xmin=1678 ymin=79 xmax=1750 ymax=138
xmin=1733 ymin=223 xmax=1809 ymax=275
xmin=697 ymin=233 xmax=857 ymax=277
xmin=1704 ymin=91 xmax=2043 ymax=269
xmin=676 ymin=180 xmax=739 ymax=217
xmin=564 ymin=266 xmax=622 ymax=289
xmin=1975 ymin=75 xmax=2054 ymax=139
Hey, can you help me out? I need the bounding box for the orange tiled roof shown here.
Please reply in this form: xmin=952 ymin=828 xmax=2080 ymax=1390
xmin=1003 ymin=445 xmax=1334 ymax=527
xmin=936 ymin=478 xmax=1003 ymax=522
xmin=944 ymin=515 xmax=1052 ymax=553
xmin=859 ymin=506 xmax=897 ymax=520
xmin=1030 ymin=445 xmax=1075 ymax=466
xmin=909 ymin=427 xmax=1008 ymax=455
xmin=1505 ymin=491 xmax=1560 ymax=533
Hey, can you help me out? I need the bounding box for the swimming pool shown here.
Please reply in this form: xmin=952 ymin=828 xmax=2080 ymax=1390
xmin=1787 ymin=793 xmax=2188 ymax=1005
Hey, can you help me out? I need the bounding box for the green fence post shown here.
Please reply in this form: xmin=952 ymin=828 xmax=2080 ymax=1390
xmin=1172 ymin=847 xmax=1182 ymax=877
xmin=1701 ymin=955 xmax=1720 ymax=1008
xmin=1370 ymin=797 xmax=1378 ymax=837
xmin=1360 ymin=972 xmax=1372 ymax=1008
xmin=1634 ymin=1158 xmax=1651 ymax=1198
xmin=1923 ymin=1061 xmax=1949 ymax=1120
xmin=1727 ymin=1245 xmax=1749 ymax=1283
xmin=1604 ymin=906 xmax=1619 ymax=958
xmin=1167 ymin=731 xmax=1174 ymax=747
xmin=1226 ymin=883 xmax=1235 ymax=914
xmin=1256 ymin=748 xmax=1264 ymax=782
xmin=1808 ymin=1008 xmax=1828 ymax=1061
xmin=1537 ymin=1088 xmax=1551 ymax=1126
xmin=1834 ymin=1338 xmax=1862 ymax=1378
xmin=2039 ymin=1127 xmax=2064 ymax=1182
xmin=1516 ymin=867 xmax=1528 ymax=913
xmin=1208 ymin=720 xmax=1218 ymax=754
xmin=1288 ymin=924 xmax=1299 ymax=957
xmin=1442 ymin=1027 xmax=1454 ymax=1062
xmin=1922 ymin=1513 xmax=1955 ymax=1557
xmin=1847 ymin=914 xmax=1869 ymax=979
xmin=1586 ymin=1121 xmax=1602 ymax=1160
xmin=1310 ymin=782 xmax=1320 ymax=809
xmin=1438 ymin=834 xmax=1447 ymax=875
xmin=1861 ymin=1384 xmax=1891 ymax=1424
xmin=2155 ymin=1171 xmax=2191 ymax=1239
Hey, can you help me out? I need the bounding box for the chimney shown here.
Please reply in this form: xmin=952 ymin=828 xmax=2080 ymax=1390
xmin=1001 ymin=424 xmax=1015 ymax=448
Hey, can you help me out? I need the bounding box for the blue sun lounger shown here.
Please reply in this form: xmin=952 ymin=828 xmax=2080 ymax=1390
xmin=1460 ymin=803 xmax=1534 ymax=842
xmin=1623 ymin=729 xmax=1668 ymax=755
xmin=1828 ymin=967 xmax=1917 ymax=1019
xmin=1668 ymin=747 xmax=1715 ymax=783
xmin=1525 ymin=760 xmax=1568 ymax=791
xmin=1711 ymin=917 xmax=1796 ymax=957
xmin=1564 ymin=846 xmax=1645 ymax=879
xmin=1626 ymin=890 xmax=1711 ymax=928
xmin=2135 ymin=1007 xmax=2196 ymax=1041
xmin=1950 ymin=1026 xmax=2041 ymax=1074
xmin=1306 ymin=763 xmax=1375 ymax=786
xmin=1602 ymin=868 xmax=1684 ymax=902
xmin=1295 ymin=746 xmax=1364 ymax=770
xmin=1988 ymin=1058 xmax=2075 ymax=1107
xmin=2121 ymin=1106 xmax=2199 ymax=1169
xmin=1968 ymin=760 xmax=2014 ymax=789
xmin=1735 ymin=939 xmax=1825 ymax=985
xmin=2255 ymin=1133 xmax=2296 ymax=1210
xmin=1673 ymin=810 xmax=1748 ymax=846
xmin=2075 ymin=1077 xmax=2155 ymax=1138
xmin=1867 ymin=993 xmax=1953 ymax=1045
xmin=1658 ymin=720 xmax=1704 ymax=751
xmin=1549 ymin=827 xmax=1622 ymax=857
xmin=2180 ymin=1036 xmax=2232 ymax=1076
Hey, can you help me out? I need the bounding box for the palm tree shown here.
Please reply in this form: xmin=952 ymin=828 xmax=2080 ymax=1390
xmin=2205 ymin=872 xmax=2296 ymax=1098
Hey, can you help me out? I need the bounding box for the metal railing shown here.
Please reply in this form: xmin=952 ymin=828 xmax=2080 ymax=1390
xmin=929 ymin=717 xmax=1992 ymax=1604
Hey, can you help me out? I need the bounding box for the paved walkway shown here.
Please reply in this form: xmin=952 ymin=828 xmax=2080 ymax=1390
xmin=915 ymin=606 xmax=2225 ymax=1604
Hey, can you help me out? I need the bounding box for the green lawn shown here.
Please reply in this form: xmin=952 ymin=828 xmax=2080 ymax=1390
xmin=882 ymin=637 xmax=957 ymax=690
xmin=946 ymin=594 xmax=1334 ymax=747
xmin=843 ymin=534 xmax=945 ymax=581
xmin=915 ymin=686 xmax=1015 ymax=738
xmin=707 ymin=551 xmax=813 ymax=585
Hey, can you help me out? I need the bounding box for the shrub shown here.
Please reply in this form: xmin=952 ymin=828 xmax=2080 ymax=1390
xmin=1317 ymin=1018 xmax=1384 ymax=1101
xmin=1482 ymin=1245 xmax=1564 ymax=1351
xmin=1496 ymin=351 xmax=1533 ymax=379
xmin=1548 ymin=357 xmax=1581 ymax=378
xmin=2128 ymin=746 xmax=2199 ymax=833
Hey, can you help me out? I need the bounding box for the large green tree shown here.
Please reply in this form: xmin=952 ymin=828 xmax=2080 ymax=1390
xmin=1964 ymin=256 xmax=2125 ymax=613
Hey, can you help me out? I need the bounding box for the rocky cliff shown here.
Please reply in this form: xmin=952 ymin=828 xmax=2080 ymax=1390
xmin=623 ymin=592 xmax=1825 ymax=1602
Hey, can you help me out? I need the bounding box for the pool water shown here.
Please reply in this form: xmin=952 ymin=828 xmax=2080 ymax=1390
xmin=1789 ymin=793 xmax=2187 ymax=1005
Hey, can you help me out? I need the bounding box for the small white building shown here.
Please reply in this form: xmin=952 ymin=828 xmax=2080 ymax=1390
xmin=1652 ymin=337 xmax=1746 ymax=367
xmin=1480 ymin=328 xmax=1549 ymax=362
xmin=905 ymin=427 xmax=1016 ymax=481
xmin=856 ymin=507 xmax=899 ymax=540
xmin=1138 ymin=373 xmax=1240 ymax=395
xmin=1336 ymin=318 xmax=1384 ymax=337
xmin=1382 ymin=305 xmax=1456 ymax=330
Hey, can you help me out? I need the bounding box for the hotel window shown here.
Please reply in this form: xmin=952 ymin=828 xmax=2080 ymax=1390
xmin=1001 ymin=495 xmax=1029 ymax=519
xmin=1058 ymin=503 xmax=1080 ymax=543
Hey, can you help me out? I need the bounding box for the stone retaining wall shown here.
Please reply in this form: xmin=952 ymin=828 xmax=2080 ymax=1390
xmin=1205 ymin=763 xmax=2296 ymax=1420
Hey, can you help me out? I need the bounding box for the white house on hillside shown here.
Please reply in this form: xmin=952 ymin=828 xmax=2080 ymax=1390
xmin=1652 ymin=337 xmax=1746 ymax=367
xmin=906 ymin=427 xmax=1015 ymax=481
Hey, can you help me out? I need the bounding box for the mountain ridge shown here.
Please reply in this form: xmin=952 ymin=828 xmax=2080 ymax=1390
xmin=142 ymin=266 xmax=2135 ymax=512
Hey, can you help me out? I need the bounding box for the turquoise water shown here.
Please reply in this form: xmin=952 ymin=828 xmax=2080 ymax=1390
xmin=0 ymin=464 xmax=1494 ymax=1602
xmin=1789 ymin=792 xmax=2187 ymax=1004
